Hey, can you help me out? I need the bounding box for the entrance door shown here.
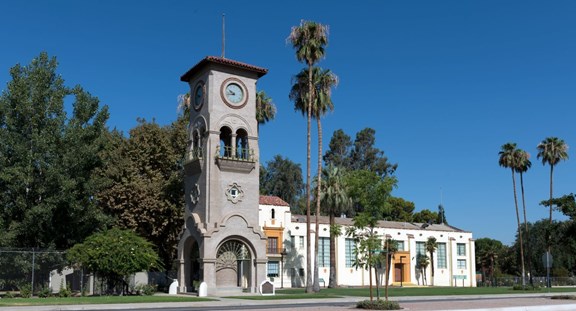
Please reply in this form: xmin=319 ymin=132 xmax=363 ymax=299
xmin=394 ymin=264 xmax=402 ymax=282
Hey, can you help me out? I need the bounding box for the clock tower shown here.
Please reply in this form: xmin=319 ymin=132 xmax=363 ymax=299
xmin=177 ymin=56 xmax=268 ymax=294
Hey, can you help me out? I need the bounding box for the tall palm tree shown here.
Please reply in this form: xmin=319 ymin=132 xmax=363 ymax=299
xmin=515 ymin=149 xmax=532 ymax=285
xmin=290 ymin=66 xmax=338 ymax=291
xmin=426 ymin=236 xmax=438 ymax=286
xmin=537 ymin=137 xmax=568 ymax=287
xmin=499 ymin=142 xmax=526 ymax=288
xmin=319 ymin=164 xmax=351 ymax=288
xmin=255 ymin=90 xmax=276 ymax=132
xmin=288 ymin=20 xmax=329 ymax=293
xmin=536 ymin=137 xmax=569 ymax=225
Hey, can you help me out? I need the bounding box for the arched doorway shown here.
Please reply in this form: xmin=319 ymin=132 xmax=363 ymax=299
xmin=216 ymin=240 xmax=252 ymax=290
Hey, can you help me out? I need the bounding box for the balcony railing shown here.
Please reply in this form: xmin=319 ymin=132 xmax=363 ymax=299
xmin=185 ymin=147 xmax=204 ymax=164
xmin=215 ymin=146 xmax=255 ymax=162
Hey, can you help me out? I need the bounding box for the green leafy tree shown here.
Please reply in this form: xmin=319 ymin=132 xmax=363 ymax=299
xmin=350 ymin=128 xmax=397 ymax=178
xmin=387 ymin=197 xmax=415 ymax=222
xmin=412 ymin=209 xmax=438 ymax=224
xmin=475 ymin=238 xmax=507 ymax=286
xmin=96 ymin=117 xmax=186 ymax=268
xmin=498 ymin=142 xmax=526 ymax=287
xmin=260 ymin=155 xmax=304 ymax=210
xmin=323 ymin=129 xmax=352 ymax=168
xmin=67 ymin=228 xmax=162 ymax=295
xmin=0 ymin=52 xmax=111 ymax=250
xmin=290 ymin=66 xmax=338 ymax=292
xmin=345 ymin=169 xmax=395 ymax=300
xmin=288 ymin=19 xmax=329 ymax=293
xmin=319 ymin=164 xmax=351 ymax=287
xmin=256 ymin=90 xmax=276 ymax=132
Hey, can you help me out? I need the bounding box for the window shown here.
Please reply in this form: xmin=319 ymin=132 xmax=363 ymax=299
xmin=457 ymin=243 xmax=466 ymax=256
xmin=345 ymin=238 xmax=355 ymax=268
xmin=437 ymin=243 xmax=447 ymax=269
xmin=271 ymin=208 xmax=275 ymax=219
xmin=219 ymin=126 xmax=232 ymax=157
xmin=290 ymin=236 xmax=295 ymax=250
xmin=396 ymin=241 xmax=405 ymax=251
xmin=268 ymin=237 xmax=278 ymax=254
xmin=318 ymin=237 xmax=330 ymax=267
xmin=267 ymin=261 xmax=279 ymax=277
xmin=235 ymin=129 xmax=249 ymax=159
xmin=416 ymin=242 xmax=426 ymax=256
xmin=299 ymin=236 xmax=304 ymax=249
xmin=457 ymin=259 xmax=466 ymax=269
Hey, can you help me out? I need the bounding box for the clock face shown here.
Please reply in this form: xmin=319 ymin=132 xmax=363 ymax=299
xmin=221 ymin=78 xmax=248 ymax=108
xmin=225 ymin=83 xmax=244 ymax=104
xmin=193 ymin=81 xmax=204 ymax=111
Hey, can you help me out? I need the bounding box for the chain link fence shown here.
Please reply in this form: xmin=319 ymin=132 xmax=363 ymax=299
xmin=0 ymin=248 xmax=67 ymax=292
xmin=477 ymin=276 xmax=576 ymax=287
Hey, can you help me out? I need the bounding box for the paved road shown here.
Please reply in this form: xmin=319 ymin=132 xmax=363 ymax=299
xmin=2 ymin=293 xmax=576 ymax=311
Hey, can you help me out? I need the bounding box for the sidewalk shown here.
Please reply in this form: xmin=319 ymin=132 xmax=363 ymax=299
xmin=1 ymin=293 xmax=576 ymax=311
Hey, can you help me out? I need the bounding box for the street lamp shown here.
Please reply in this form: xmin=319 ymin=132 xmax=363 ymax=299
xmin=280 ymin=248 xmax=287 ymax=289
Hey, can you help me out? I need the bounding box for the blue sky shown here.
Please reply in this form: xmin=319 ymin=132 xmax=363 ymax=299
xmin=2 ymin=1 xmax=575 ymax=245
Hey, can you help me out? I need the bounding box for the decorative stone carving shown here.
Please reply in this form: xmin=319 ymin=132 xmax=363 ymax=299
xmin=225 ymin=182 xmax=244 ymax=204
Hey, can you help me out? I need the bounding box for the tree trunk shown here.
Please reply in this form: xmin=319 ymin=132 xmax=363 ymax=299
xmin=328 ymin=212 xmax=336 ymax=288
xmin=313 ymin=119 xmax=323 ymax=293
xmin=305 ymin=65 xmax=313 ymax=293
xmin=511 ymin=169 xmax=526 ymax=288
xmin=520 ymin=172 xmax=533 ymax=286
xmin=430 ymin=252 xmax=435 ymax=286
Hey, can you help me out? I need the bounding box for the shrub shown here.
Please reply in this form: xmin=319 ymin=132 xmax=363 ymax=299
xmin=135 ymin=284 xmax=157 ymax=296
xmin=512 ymin=285 xmax=541 ymax=291
xmin=38 ymin=287 xmax=52 ymax=298
xmin=58 ymin=281 xmax=72 ymax=298
xmin=4 ymin=291 xmax=15 ymax=299
xmin=356 ymin=299 xmax=401 ymax=310
xmin=19 ymin=283 xmax=32 ymax=298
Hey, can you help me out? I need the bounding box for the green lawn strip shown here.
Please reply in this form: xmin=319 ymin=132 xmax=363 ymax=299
xmin=225 ymin=293 xmax=342 ymax=300
xmin=0 ymin=295 xmax=214 ymax=307
xmin=276 ymin=286 xmax=576 ymax=297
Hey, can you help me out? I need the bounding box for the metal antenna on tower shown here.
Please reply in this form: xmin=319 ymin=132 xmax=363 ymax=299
xmin=221 ymin=13 xmax=226 ymax=58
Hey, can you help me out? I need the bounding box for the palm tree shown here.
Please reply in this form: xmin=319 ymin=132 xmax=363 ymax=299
xmin=499 ymin=143 xmax=526 ymax=287
xmin=255 ymin=90 xmax=276 ymax=132
xmin=288 ymin=19 xmax=329 ymax=293
xmin=426 ymin=236 xmax=438 ymax=286
xmin=537 ymin=137 xmax=569 ymax=225
xmin=416 ymin=254 xmax=429 ymax=286
xmin=537 ymin=137 xmax=568 ymax=287
xmin=515 ymin=149 xmax=532 ymax=285
xmin=290 ymin=66 xmax=338 ymax=291
xmin=320 ymin=164 xmax=351 ymax=288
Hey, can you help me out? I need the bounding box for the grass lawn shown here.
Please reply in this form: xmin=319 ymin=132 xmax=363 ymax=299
xmin=273 ymin=286 xmax=576 ymax=298
xmin=2 ymin=286 xmax=576 ymax=306
xmin=0 ymin=295 xmax=215 ymax=307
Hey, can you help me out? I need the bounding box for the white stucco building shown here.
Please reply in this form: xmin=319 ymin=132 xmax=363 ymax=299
xmin=259 ymin=195 xmax=476 ymax=288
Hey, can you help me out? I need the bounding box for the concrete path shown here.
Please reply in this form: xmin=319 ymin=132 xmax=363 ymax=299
xmin=1 ymin=293 xmax=575 ymax=311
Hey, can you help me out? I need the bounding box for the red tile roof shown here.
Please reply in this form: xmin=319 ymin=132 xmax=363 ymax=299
xmin=259 ymin=195 xmax=290 ymax=207
xmin=181 ymin=56 xmax=268 ymax=82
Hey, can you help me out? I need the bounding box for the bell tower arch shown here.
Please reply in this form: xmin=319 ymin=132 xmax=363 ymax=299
xmin=177 ymin=57 xmax=268 ymax=294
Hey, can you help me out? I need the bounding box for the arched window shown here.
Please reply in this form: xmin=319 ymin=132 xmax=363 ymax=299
xmin=236 ymin=129 xmax=249 ymax=159
xmin=219 ymin=126 xmax=232 ymax=157
xmin=271 ymin=208 xmax=275 ymax=219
